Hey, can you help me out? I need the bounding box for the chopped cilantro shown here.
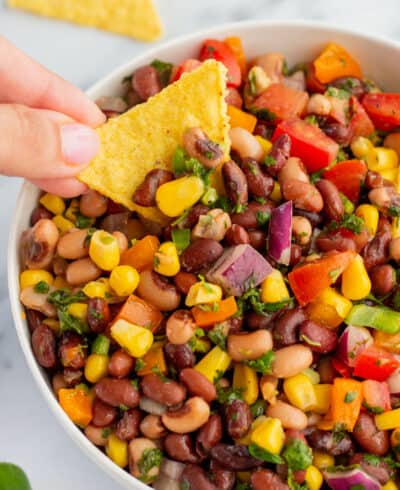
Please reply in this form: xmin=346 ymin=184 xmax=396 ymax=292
xmin=232 ymin=202 xmax=247 ymax=214
xmin=216 ymin=385 xmax=243 ymax=404
xmin=256 ymin=210 xmax=270 ymax=227
xmin=344 ymin=391 xmax=357 ymax=403
xmin=151 ymin=366 xmax=169 ymax=382
xmin=208 ymin=323 xmax=227 ymax=350
xmin=326 ymin=86 xmax=351 ymax=100
xmin=134 ymin=359 xmax=146 ymax=372
xmin=388 ymin=205 xmax=400 ymax=217
xmin=250 ymin=400 xmax=266 ymax=418
xmin=153 ymin=255 xmax=160 ymax=268
xmin=172 ymin=146 xmax=187 ymax=175
xmin=305 ymin=114 xmax=318 ymax=126
xmin=150 ymin=59 xmax=173 ymax=86
xmin=240 ymin=287 xmax=293 ymax=316
xmin=137 ymin=448 xmax=163 ymax=481
xmin=283 ymin=438 xmax=313 ymax=471
xmin=392 ymin=290 xmax=400 ymax=310
xmin=212 ymin=195 xmax=231 ymax=213
xmin=171 ymin=228 xmax=191 ymax=253
xmin=48 ymin=289 xmax=86 ymax=308
xmin=350 ymin=485 xmax=365 ymax=490
xmin=101 ymin=428 xmax=111 ymax=438
xmin=34 ymin=281 xmax=50 ymax=294
xmin=337 ymin=148 xmax=348 ymax=162
xmin=234 ymin=483 xmax=252 ymax=490
xmin=84 ymin=227 xmax=96 ymax=246
xmin=171 ymin=208 xmax=190 ymax=226
xmin=188 ymin=328 xmax=207 ymax=353
xmin=254 ymin=197 xmax=267 ymax=204
xmin=328 ymin=213 xmax=364 ymax=234
xmin=248 ymin=70 xmax=257 ymax=96
xmin=58 ymin=308 xmax=88 ymax=335
xmin=119 ymin=404 xmax=129 ymax=411
xmin=248 ymin=443 xmax=283 ymax=464
xmin=309 ymin=169 xmax=324 ymax=184
xmin=332 ymin=423 xmax=347 ymax=443
xmin=197 ymin=302 xmax=220 ymax=312
xmin=363 ymin=454 xmax=381 ymax=466
xmin=75 ymin=213 xmax=92 ymax=229
xmin=264 ymin=154 xmax=276 ymax=167
xmin=288 ymin=471 xmax=308 ymax=490
xmin=329 ymin=268 xmax=341 ymax=280
xmin=362 ymin=401 xmax=384 ymax=414
xmin=246 ymin=350 xmax=275 ymax=374
xmin=250 ymin=107 xmax=277 ymax=121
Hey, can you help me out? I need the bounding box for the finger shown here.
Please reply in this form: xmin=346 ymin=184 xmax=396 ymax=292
xmin=0 ymin=36 xmax=105 ymax=127
xmin=0 ymin=104 xmax=99 ymax=179
xmin=30 ymin=177 xmax=88 ymax=198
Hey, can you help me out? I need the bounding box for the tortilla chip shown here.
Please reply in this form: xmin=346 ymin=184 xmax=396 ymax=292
xmin=7 ymin=0 xmax=162 ymax=42
xmin=79 ymin=60 xmax=230 ymax=223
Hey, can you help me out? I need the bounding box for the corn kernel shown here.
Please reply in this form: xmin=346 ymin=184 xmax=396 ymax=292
xmin=283 ymin=373 xmax=317 ymax=411
xmin=233 ymin=363 xmax=259 ymax=405
xmin=261 ymin=269 xmax=289 ymax=303
xmin=111 ymin=319 xmax=153 ymax=358
xmin=67 ymin=303 xmax=88 ymax=321
xmin=52 ymin=215 xmax=75 ymax=234
xmin=382 ymin=482 xmax=399 ymax=490
xmin=375 ymin=408 xmax=400 ymax=430
xmin=42 ymin=318 xmax=60 ymax=334
xmin=312 ymin=287 xmax=352 ymax=326
xmin=89 ymin=230 xmax=120 ymax=271
xmin=392 ymin=217 xmax=400 ymax=238
xmin=85 ymin=353 xmax=109 ymax=383
xmin=53 ymin=275 xmax=70 ymax=290
xmin=342 ymin=254 xmax=371 ymax=300
xmin=82 ymin=280 xmax=109 ymax=299
xmin=374 ymin=147 xmax=398 ymax=171
xmin=269 ymin=181 xmax=282 ymax=202
xmin=106 ymin=433 xmax=128 ymax=468
xmin=255 ymin=136 xmax=273 ymax=159
xmin=302 ymin=368 xmax=320 ymax=385
xmin=110 ymin=265 xmax=140 ymax=297
xmin=380 ymin=167 xmax=398 ymax=183
xmin=305 ymin=465 xmax=323 ymax=490
xmin=20 ymin=269 xmax=53 ymax=290
xmin=313 ymin=384 xmax=332 ymax=414
xmin=237 ymin=416 xmax=267 ymax=445
xmin=355 ymin=204 xmax=379 ymax=236
xmin=39 ymin=193 xmax=65 ymax=215
xmin=351 ymin=136 xmax=375 ymax=159
xmin=313 ymin=451 xmax=334 ymax=470
xmin=250 ymin=417 xmax=285 ymax=455
xmin=156 ymin=176 xmax=205 ymax=217
xmin=64 ymin=198 xmax=80 ymax=222
xmin=194 ymin=346 xmax=231 ymax=383
xmin=153 ymin=242 xmax=180 ymax=277
xmin=185 ymin=281 xmax=222 ymax=307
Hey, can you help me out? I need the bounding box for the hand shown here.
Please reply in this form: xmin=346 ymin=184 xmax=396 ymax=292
xmin=0 ymin=37 xmax=106 ymax=197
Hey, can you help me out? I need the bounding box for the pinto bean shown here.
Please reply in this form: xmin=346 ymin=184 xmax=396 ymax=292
xmin=165 ymin=434 xmax=199 ymax=463
xmin=242 ymin=158 xmax=274 ymax=199
xmin=115 ymin=408 xmax=142 ymax=441
xmin=183 ymin=128 xmax=225 ymax=169
xmin=95 ymin=378 xmax=140 ymax=408
xmin=273 ymin=307 xmax=306 ymax=346
xmin=80 ymin=190 xmax=108 ymax=218
xmin=362 ymin=231 xmax=391 ymax=270
xmin=108 ymin=349 xmax=134 ymax=378
xmin=251 ymin=469 xmax=289 ymax=490
xmin=180 ymin=465 xmax=217 ymax=490
xmin=370 ymin=264 xmax=396 ymax=296
xmin=210 ymin=444 xmax=262 ymax=471
xmin=174 ymin=271 xmax=197 ymax=295
xmin=180 ymin=368 xmax=216 ymax=403
xmin=225 ymin=400 xmax=252 ymax=439
xmin=140 ymin=414 xmax=167 ymax=439
xmin=132 ymin=65 xmax=161 ymax=101
xmin=282 ymin=179 xmax=323 ymax=213
xmin=92 ymin=397 xmax=117 ymax=427
xmin=209 ymin=460 xmax=235 ymax=490
xmin=222 ymin=160 xmax=248 ymax=206
xmin=31 ymin=324 xmax=56 ymax=368
xmin=141 ymin=373 xmax=186 ymax=407
xmin=266 ymin=400 xmax=308 ymax=430
xmin=316 ymin=179 xmax=344 ymax=222
xmin=231 ymin=201 xmax=273 ymax=229
xmin=59 ymin=332 xmax=87 ymax=369
xmin=196 ymin=414 xmax=223 ymax=458
xmin=278 ymin=157 xmax=309 ymax=185
xmin=225 ymin=225 xmax=250 ymax=246
xmin=299 ymin=320 xmax=338 ymax=353
xmin=87 ymin=297 xmax=110 ymax=333
xmin=180 ymin=238 xmax=224 ymax=273
xmin=272 ymin=345 xmax=313 ymax=378
xmin=353 ymin=413 xmax=390 ymax=456
xmin=164 ymin=343 xmax=195 ymax=371
xmin=133 ymin=169 xmax=174 ymax=207
xmin=57 ymin=229 xmax=89 ymax=260
xmin=265 ymin=133 xmax=291 ymax=176
xmin=248 ymin=229 xmax=267 ymax=250
xmin=307 ymin=429 xmax=354 ymax=456
xmin=228 ymin=330 xmax=273 ymax=361
xmin=66 ymin=258 xmax=101 ymax=286
xmin=136 ymin=269 xmax=181 ymax=311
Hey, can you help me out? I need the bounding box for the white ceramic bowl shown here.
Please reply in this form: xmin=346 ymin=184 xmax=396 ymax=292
xmin=7 ymin=20 xmax=400 ymax=490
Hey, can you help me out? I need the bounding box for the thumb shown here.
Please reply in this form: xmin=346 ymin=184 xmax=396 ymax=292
xmin=0 ymin=104 xmax=100 ymax=180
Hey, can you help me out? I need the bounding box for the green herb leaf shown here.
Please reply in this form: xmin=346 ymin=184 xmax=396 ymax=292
xmin=325 ymin=86 xmax=351 ymax=100
xmin=264 ymin=155 xmax=276 ymax=167
xmin=305 ymin=114 xmax=318 ymax=126
xmin=332 ymin=423 xmax=347 ymax=443
xmin=256 ymin=210 xmax=270 ymax=227
xmin=137 ymin=448 xmax=163 ymax=481
xmin=101 ymin=428 xmax=111 ymax=438
xmin=48 ymin=289 xmax=86 ymax=308
xmin=246 ymin=350 xmax=275 ymax=374
xmin=34 ymin=281 xmax=50 ymax=294
xmin=283 ymin=437 xmax=313 ymax=471
xmin=171 ymin=228 xmax=191 ymax=253
xmin=344 ymin=391 xmax=357 ymax=403
xmin=250 ymin=400 xmax=266 ymax=418
xmin=150 ymin=59 xmax=173 ymax=86
xmin=234 ymin=483 xmax=252 ymax=490
xmin=58 ymin=308 xmax=88 ymax=335
xmin=250 ymin=107 xmax=277 ymax=122
xmin=75 ymin=213 xmax=93 ymax=229
xmin=363 ymin=454 xmax=381 ymax=466
xmin=208 ymin=323 xmax=227 ymax=351
xmin=350 ymin=485 xmax=366 ymax=490
xmin=328 ymin=213 xmax=364 ymax=234
xmin=171 ymin=208 xmax=190 ymax=226
xmin=388 ymin=205 xmax=400 ymax=217
xmin=248 ymin=443 xmax=284 ymax=464
xmin=216 ymin=385 xmax=243 ymax=404
xmin=172 ymin=146 xmax=187 ymax=175
xmin=188 ymin=328 xmax=207 ymax=353
xmin=134 ymin=359 xmax=146 ymax=372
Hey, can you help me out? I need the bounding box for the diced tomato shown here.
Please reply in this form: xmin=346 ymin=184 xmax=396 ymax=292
xmin=305 ymin=62 xmax=326 ymax=93
xmin=323 ymin=159 xmax=367 ymax=202
xmin=362 ymin=93 xmax=400 ymax=131
xmin=252 ymin=83 xmax=309 ymax=122
xmin=172 ymin=59 xmax=202 ymax=82
xmin=362 ymin=380 xmax=391 ymax=413
xmin=349 ymin=96 xmax=375 ymax=139
xmin=272 ymin=118 xmax=339 ymax=172
xmin=332 ymin=358 xmax=353 ymax=378
xmin=353 ymin=346 xmax=399 ymax=382
xmin=199 ymin=39 xmax=241 ymax=87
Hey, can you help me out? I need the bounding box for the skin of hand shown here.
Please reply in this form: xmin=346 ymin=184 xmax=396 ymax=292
xmin=0 ymin=36 xmax=106 ymax=197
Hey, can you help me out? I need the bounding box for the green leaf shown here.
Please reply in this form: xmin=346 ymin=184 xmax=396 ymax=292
xmin=325 ymin=86 xmax=351 ymax=100
xmin=58 ymin=308 xmax=88 ymax=335
xmin=310 ymin=169 xmax=324 ymax=184
xmin=256 ymin=210 xmax=270 ymax=227
xmin=250 ymin=107 xmax=277 ymax=122
xmin=216 ymin=385 xmax=243 ymax=404
xmin=264 ymin=155 xmax=276 ymax=167
xmin=388 ymin=205 xmax=400 ymax=217
xmin=34 ymin=281 xmax=50 ymax=294
xmin=134 ymin=359 xmax=146 ymax=372
xmin=150 ymin=59 xmax=173 ymax=86
xmin=248 ymin=443 xmax=284 ymax=464
xmin=208 ymin=323 xmax=227 ymax=351
xmin=283 ymin=438 xmax=313 ymax=471
xmin=363 ymin=454 xmax=381 ymax=466
xmin=305 ymin=114 xmax=318 ymax=126
xmin=0 ymin=463 xmax=31 ymax=490
xmin=344 ymin=391 xmax=357 ymax=403
xmin=47 ymin=289 xmax=86 ymax=308
xmin=250 ymin=400 xmax=266 ymax=418
xmin=137 ymin=448 xmax=163 ymax=482
xmin=172 ymin=146 xmax=187 ymax=175
xmin=246 ymin=350 xmax=275 ymax=374
xmin=327 ymin=213 xmax=364 ymax=234
xmin=75 ymin=213 xmax=93 ymax=229
xmin=171 ymin=228 xmax=191 ymax=253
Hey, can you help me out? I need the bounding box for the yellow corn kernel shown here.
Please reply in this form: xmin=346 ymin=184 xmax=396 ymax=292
xmin=20 ymin=269 xmax=53 ymax=290
xmin=341 ymin=254 xmax=371 ymax=300
xmin=52 ymin=215 xmax=75 ymax=234
xmin=255 ymin=136 xmax=273 ymax=159
xmin=237 ymin=416 xmax=267 ymax=445
xmin=84 ymin=353 xmax=109 ymax=383
xmin=110 ymin=265 xmax=140 ymax=297
xmin=64 ymin=198 xmax=80 ymax=222
xmin=261 ymin=269 xmax=289 ymax=303
xmin=392 ymin=217 xmax=400 ymax=238
xmin=53 ymin=275 xmax=69 ymax=290
xmin=313 ymin=384 xmax=332 ymax=415
xmin=313 ymin=451 xmax=334 ymax=470
xmin=250 ymin=417 xmax=285 ymax=455
xmin=185 ymin=281 xmax=222 ymax=307
xmin=111 ymin=319 xmax=153 ymax=358
xmin=82 ymin=280 xmax=109 ymax=299
xmin=302 ymin=368 xmax=320 ymax=385
xmin=89 ymin=230 xmax=120 ymax=271
xmin=156 ymin=176 xmax=205 ymax=217
xmin=375 ymin=408 xmax=400 ymax=431
xmin=39 ymin=193 xmax=66 ymax=215
xmin=355 ymin=204 xmax=379 ymax=236
xmin=233 ymin=363 xmax=259 ymax=405
xmin=382 ymin=482 xmax=399 ymax=490
xmin=374 ymin=330 xmax=400 ymax=353
xmin=351 ymin=136 xmax=375 ymax=160
xmin=67 ymin=303 xmax=88 ymax=321
xmin=106 ymin=433 xmax=128 ymax=468
xmin=283 ymin=373 xmax=317 ymax=411
xmin=42 ymin=318 xmax=60 ymax=334
xmin=269 ymin=181 xmax=282 ymax=202
xmin=194 ymin=346 xmax=231 ymax=383
xmin=374 ymin=147 xmax=399 ymax=171
xmin=306 ymin=287 xmax=353 ymax=329
xmin=305 ymin=465 xmax=323 ymax=490
xmin=153 ymin=241 xmax=180 ymax=277
xmin=380 ymin=167 xmax=398 ymax=183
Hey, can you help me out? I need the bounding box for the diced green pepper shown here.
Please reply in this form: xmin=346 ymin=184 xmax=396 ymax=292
xmin=345 ymin=304 xmax=400 ymax=334
xmin=92 ymin=334 xmax=110 ymax=355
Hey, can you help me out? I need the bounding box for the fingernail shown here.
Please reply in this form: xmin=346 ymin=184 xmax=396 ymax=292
xmin=61 ymin=123 xmax=99 ymax=165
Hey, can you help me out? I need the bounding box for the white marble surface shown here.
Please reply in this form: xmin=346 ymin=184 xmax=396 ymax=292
xmin=0 ymin=1 xmax=400 ymax=488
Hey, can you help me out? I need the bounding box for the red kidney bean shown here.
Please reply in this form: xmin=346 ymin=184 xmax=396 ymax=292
xmin=330 ymin=77 xmax=366 ymax=99
xmin=316 ymin=231 xmax=357 ymax=253
xmin=31 ymin=324 xmax=56 ymax=368
xmin=180 ymin=238 xmax=224 ymax=273
xmin=180 ymin=465 xmax=217 ymax=490
xmin=353 ymin=412 xmax=390 ymax=456
xmin=100 ymin=212 xmax=130 ymax=236
xmin=299 ymin=320 xmax=338 ymax=353
xmin=92 ymin=397 xmax=117 ymax=427
xmin=225 ymin=316 xmax=243 ymax=333
xmin=245 ymin=311 xmax=275 ymax=330
xmin=225 ymin=87 xmax=243 ymax=108
xmin=365 ymin=171 xmax=393 ymax=190
xmin=222 ymin=160 xmax=248 ymax=206
xmin=87 ymin=297 xmax=110 ymax=334
xmin=232 ymin=201 xmax=274 ymax=229
xmin=349 ymin=454 xmax=391 ymax=485
xmin=318 ymin=356 xmax=335 ymax=384
xmin=370 ymin=264 xmax=396 ymax=296
xmin=133 ymin=169 xmax=174 ymax=207
xmin=95 ymin=378 xmax=140 ymax=408
xmin=209 ymin=460 xmax=235 ymax=490
xmin=294 ymin=208 xmax=324 ymax=227
xmin=251 ymin=469 xmax=289 ymax=490
xmin=30 ymin=206 xmax=53 ymax=225
xmin=196 ymin=414 xmax=223 ymax=458
xmin=254 ymin=122 xmax=274 ymax=140
xmin=290 ymin=244 xmax=303 ymax=266
xmin=225 ymin=225 xmax=250 ymax=246
xmin=174 ymin=271 xmax=198 ymax=295
xmin=132 ymin=65 xmax=161 ymax=101
xmin=321 ymin=122 xmax=350 ymax=145
xmin=378 ymin=216 xmax=392 ymax=234
xmin=63 ymin=368 xmax=83 ymax=387
xmin=307 ymin=429 xmax=354 ymax=456
xmin=180 ymin=368 xmax=216 ymax=403
xmin=248 ymin=229 xmax=267 ymax=250
xmin=115 ymin=408 xmax=142 ymax=441
xmin=164 ymin=342 xmax=195 ymax=371
xmin=140 ymin=373 xmax=186 ymax=407
xmin=58 ymin=332 xmax=87 ymax=369
xmin=108 ymin=350 xmax=134 ymax=378
xmin=165 ymin=434 xmax=200 ymax=463
xmin=265 ymin=133 xmax=291 ymax=176
xmin=362 ymin=231 xmax=391 ymax=270
xmin=210 ymin=444 xmax=262 ymax=470
xmin=282 ymin=179 xmax=324 ymax=213
xmin=177 ymin=204 xmax=209 ymax=229
xmin=26 ymin=309 xmax=44 ymax=333
xmin=225 ymin=400 xmax=252 ymax=440
xmin=273 ymin=307 xmax=306 ymax=346
xmin=316 ymin=179 xmax=344 ymax=222
xmin=241 ymin=158 xmax=274 ymax=199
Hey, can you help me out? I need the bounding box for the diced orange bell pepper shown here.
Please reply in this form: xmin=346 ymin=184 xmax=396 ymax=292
xmin=136 ymin=341 xmax=167 ymax=376
xmin=374 ymin=330 xmax=400 ymax=353
xmin=228 ymin=105 xmax=257 ymax=133
xmin=224 ymin=36 xmax=247 ymax=76
xmin=192 ymin=296 xmax=238 ymax=328
xmin=288 ymin=251 xmax=356 ymax=306
xmin=113 ymin=294 xmax=163 ymax=332
xmin=59 ymin=387 xmax=93 ymax=427
xmin=120 ymin=235 xmax=159 ymax=271
xmin=313 ymin=42 xmax=363 ymax=84
xmin=331 ymin=378 xmax=363 ymax=431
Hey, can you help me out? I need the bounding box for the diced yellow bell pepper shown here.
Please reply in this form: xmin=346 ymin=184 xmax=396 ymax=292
xmin=233 ymin=363 xmax=259 ymax=405
xmin=392 ymin=217 xmax=400 ymax=238
xmin=374 ymin=147 xmax=398 ymax=171
xmin=250 ymin=417 xmax=285 ymax=455
xmin=82 ymin=280 xmax=109 ymax=299
xmin=261 ymin=269 xmax=289 ymax=303
xmin=42 ymin=318 xmax=60 ymax=334
xmin=67 ymin=303 xmax=88 ymax=321
xmin=302 ymin=368 xmax=320 ymax=385
xmin=110 ymin=265 xmax=140 ymax=297
xmin=255 ymin=136 xmax=273 ymax=159
xmin=106 ymin=433 xmax=128 ymax=468
xmin=313 ymin=384 xmax=332 ymax=415
xmin=153 ymin=241 xmax=180 ymax=277
xmin=380 ymin=167 xmax=398 ymax=183
xmin=185 ymin=281 xmax=222 ymax=307
xmin=85 ymin=353 xmax=109 ymax=383
xmin=64 ymin=198 xmax=80 ymax=222
xmin=156 ymin=176 xmax=205 ymax=217
xmin=374 ymin=330 xmax=400 ymax=353
xmin=313 ymin=451 xmax=334 ymax=470
xmin=89 ymin=230 xmax=120 ymax=271
xmin=306 ymin=287 xmax=352 ymax=329
xmin=305 ymin=465 xmax=323 ymax=490
xmin=375 ymin=408 xmax=400 ymax=430
xmin=39 ymin=193 xmax=65 ymax=215
xmin=283 ymin=373 xmax=317 ymax=411
xmin=382 ymin=481 xmax=399 ymax=490
xmin=52 ymin=215 xmax=75 ymax=234
xmin=269 ymin=181 xmax=282 ymax=202
xmin=355 ymin=204 xmax=379 ymax=236
xmin=237 ymin=416 xmax=267 ymax=445
xmin=111 ymin=319 xmax=154 ymax=358
xmin=20 ymin=269 xmax=53 ymax=290
xmin=341 ymin=254 xmax=371 ymax=300
xmin=194 ymin=346 xmax=231 ymax=383
xmin=391 ymin=427 xmax=400 ymax=460
xmin=53 ymin=275 xmax=70 ymax=290
xmin=228 ymin=104 xmax=257 ymax=133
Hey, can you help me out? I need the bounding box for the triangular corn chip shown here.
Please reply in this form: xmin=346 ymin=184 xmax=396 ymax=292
xmin=7 ymin=0 xmax=163 ymax=42
xmin=79 ymin=60 xmax=230 ymax=223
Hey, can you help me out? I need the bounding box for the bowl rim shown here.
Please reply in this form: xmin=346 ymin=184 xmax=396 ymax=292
xmin=7 ymin=18 xmax=400 ymax=490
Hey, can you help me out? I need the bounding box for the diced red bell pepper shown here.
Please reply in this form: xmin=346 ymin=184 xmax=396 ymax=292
xmin=323 ymin=159 xmax=368 ymax=202
xmin=199 ymin=39 xmax=241 ymax=87
xmin=272 ymin=118 xmax=339 ymax=172
xmin=305 ymin=62 xmax=326 ymax=94
xmin=172 ymin=59 xmax=202 ymax=82
xmin=362 ymin=92 xmax=400 ymax=131
xmin=353 ymin=346 xmax=399 ymax=382
xmin=362 ymin=380 xmax=391 ymax=413
xmin=332 ymin=357 xmax=353 ymax=378
xmin=288 ymin=250 xmax=356 ymax=306
xmin=349 ymin=96 xmax=375 ymax=139
xmin=252 ymin=83 xmax=309 ymax=122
